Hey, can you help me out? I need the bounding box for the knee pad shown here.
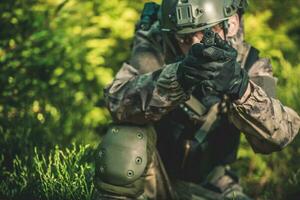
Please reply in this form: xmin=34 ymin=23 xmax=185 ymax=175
xmin=95 ymin=124 xmax=148 ymax=186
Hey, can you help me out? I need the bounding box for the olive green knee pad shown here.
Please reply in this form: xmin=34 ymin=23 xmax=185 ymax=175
xmin=94 ymin=124 xmax=156 ymax=198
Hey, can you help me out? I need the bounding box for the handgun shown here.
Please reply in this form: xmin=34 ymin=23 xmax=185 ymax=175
xmin=201 ymin=28 xmax=216 ymax=47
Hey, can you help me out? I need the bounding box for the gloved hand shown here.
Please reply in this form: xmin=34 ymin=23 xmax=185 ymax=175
xmin=178 ymin=34 xmax=249 ymax=101
xmin=177 ymin=41 xmax=223 ymax=92
xmin=200 ymin=35 xmax=249 ymax=100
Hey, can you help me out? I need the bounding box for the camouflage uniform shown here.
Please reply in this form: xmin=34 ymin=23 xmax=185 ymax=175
xmin=100 ymin=17 xmax=300 ymax=200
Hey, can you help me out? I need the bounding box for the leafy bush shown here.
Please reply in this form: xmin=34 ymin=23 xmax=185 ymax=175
xmin=0 ymin=0 xmax=140 ymax=199
xmin=0 ymin=0 xmax=141 ymax=157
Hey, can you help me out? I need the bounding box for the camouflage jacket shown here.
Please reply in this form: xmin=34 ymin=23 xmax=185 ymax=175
xmin=105 ymin=21 xmax=300 ymax=157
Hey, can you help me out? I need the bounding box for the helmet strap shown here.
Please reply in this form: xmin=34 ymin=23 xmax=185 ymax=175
xmin=222 ymin=20 xmax=229 ymax=41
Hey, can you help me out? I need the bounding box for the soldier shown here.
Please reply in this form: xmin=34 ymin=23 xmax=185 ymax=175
xmin=94 ymin=0 xmax=300 ymax=199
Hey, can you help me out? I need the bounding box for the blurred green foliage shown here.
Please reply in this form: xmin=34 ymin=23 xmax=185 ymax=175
xmin=0 ymin=0 xmax=300 ymax=200
xmin=0 ymin=0 xmax=140 ymax=158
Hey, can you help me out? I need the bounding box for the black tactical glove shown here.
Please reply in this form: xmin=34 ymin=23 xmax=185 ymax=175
xmin=178 ymin=34 xmax=249 ymax=102
xmin=200 ymin=35 xmax=249 ymax=100
xmin=177 ymin=43 xmax=225 ymax=107
xmin=177 ymin=42 xmax=223 ymax=92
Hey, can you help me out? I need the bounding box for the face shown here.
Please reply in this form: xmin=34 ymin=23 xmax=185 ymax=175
xmin=176 ymin=14 xmax=240 ymax=55
xmin=175 ymin=24 xmax=224 ymax=56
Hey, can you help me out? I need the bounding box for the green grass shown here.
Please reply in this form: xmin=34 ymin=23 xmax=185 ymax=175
xmin=0 ymin=144 xmax=95 ymax=200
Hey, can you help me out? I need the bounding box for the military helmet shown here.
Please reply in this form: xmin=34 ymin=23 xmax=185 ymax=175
xmin=160 ymin=0 xmax=248 ymax=34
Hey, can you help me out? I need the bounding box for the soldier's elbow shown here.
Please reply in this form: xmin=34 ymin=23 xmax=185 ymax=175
xmin=110 ymin=107 xmax=150 ymax=125
xmin=259 ymin=137 xmax=291 ymax=154
xmin=249 ymin=135 xmax=286 ymax=155
xmin=253 ymin=143 xmax=282 ymax=155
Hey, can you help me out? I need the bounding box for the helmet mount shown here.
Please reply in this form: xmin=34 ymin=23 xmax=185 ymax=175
xmin=160 ymin=0 xmax=248 ymax=35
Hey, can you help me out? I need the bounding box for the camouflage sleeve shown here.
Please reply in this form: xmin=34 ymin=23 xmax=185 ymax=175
xmin=229 ymin=58 xmax=300 ymax=154
xmin=105 ymin=62 xmax=189 ymax=124
xmin=105 ymin=28 xmax=189 ymax=124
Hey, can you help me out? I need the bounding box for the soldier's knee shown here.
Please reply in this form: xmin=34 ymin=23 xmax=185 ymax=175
xmin=94 ymin=124 xmax=155 ymax=198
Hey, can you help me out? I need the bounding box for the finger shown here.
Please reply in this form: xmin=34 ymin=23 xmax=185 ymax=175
xmin=183 ymin=55 xmax=198 ymax=68
xmin=202 ymin=46 xmax=237 ymax=61
xmin=198 ymin=62 xmax=223 ymax=71
xmin=185 ymin=73 xmax=210 ymax=83
xmin=201 ymin=80 xmax=216 ymax=88
xmin=202 ymin=46 xmax=227 ymax=60
xmin=215 ymin=34 xmax=237 ymax=58
xmin=183 ymin=64 xmax=217 ymax=74
xmin=184 ymin=67 xmax=219 ymax=80
xmin=199 ymin=80 xmax=218 ymax=95
xmin=189 ymin=43 xmax=205 ymax=57
xmin=184 ymin=58 xmax=224 ymax=72
xmin=215 ymin=34 xmax=231 ymax=50
xmin=183 ymin=55 xmax=211 ymax=69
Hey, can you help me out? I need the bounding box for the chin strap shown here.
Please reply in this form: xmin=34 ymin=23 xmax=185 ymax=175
xmin=222 ymin=20 xmax=229 ymax=41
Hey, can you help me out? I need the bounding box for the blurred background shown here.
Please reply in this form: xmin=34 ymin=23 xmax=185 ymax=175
xmin=0 ymin=0 xmax=300 ymax=199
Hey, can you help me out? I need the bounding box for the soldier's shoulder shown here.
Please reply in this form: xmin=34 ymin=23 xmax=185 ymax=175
xmin=135 ymin=21 xmax=163 ymax=43
xmin=240 ymin=42 xmax=273 ymax=77
xmin=246 ymin=46 xmax=273 ymax=77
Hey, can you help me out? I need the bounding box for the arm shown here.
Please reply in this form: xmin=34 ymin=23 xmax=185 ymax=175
xmin=105 ymin=29 xmax=189 ymax=124
xmin=229 ymin=58 xmax=300 ymax=154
